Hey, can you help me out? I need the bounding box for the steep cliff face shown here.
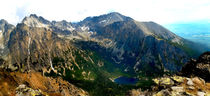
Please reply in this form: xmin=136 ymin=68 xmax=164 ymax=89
xmin=75 ymin=17 xmax=190 ymax=75
xmin=91 ymin=20 xmax=188 ymax=74
xmin=7 ymin=23 xmax=70 ymax=71
xmin=0 ymin=19 xmax=14 ymax=57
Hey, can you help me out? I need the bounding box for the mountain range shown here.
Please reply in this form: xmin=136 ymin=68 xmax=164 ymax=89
xmin=0 ymin=12 xmax=208 ymax=95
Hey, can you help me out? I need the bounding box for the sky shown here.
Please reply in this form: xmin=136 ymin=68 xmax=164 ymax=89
xmin=0 ymin=0 xmax=210 ymax=25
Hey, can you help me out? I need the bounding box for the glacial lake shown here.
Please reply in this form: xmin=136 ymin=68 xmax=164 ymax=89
xmin=114 ymin=76 xmax=139 ymax=85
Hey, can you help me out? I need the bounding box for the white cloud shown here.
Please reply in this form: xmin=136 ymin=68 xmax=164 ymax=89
xmin=0 ymin=0 xmax=210 ymax=25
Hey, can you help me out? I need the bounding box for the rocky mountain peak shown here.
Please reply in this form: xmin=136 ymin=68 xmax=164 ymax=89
xmin=52 ymin=20 xmax=71 ymax=27
xmin=0 ymin=19 xmax=14 ymax=55
xmin=29 ymin=14 xmax=39 ymax=18
xmin=0 ymin=19 xmax=14 ymax=27
xmin=0 ymin=19 xmax=9 ymax=25
xmin=22 ymin=14 xmax=51 ymax=28
xmin=135 ymin=21 xmax=183 ymax=44
xmin=80 ymin=12 xmax=133 ymax=27
xmin=0 ymin=19 xmax=14 ymax=32
xmin=51 ymin=20 xmax=75 ymax=33
xmin=105 ymin=12 xmax=128 ymax=21
xmin=0 ymin=19 xmax=7 ymax=32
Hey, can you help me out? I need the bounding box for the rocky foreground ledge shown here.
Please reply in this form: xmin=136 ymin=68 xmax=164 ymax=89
xmin=129 ymin=52 xmax=210 ymax=96
xmin=129 ymin=76 xmax=210 ymax=96
xmin=180 ymin=52 xmax=210 ymax=82
xmin=0 ymin=69 xmax=88 ymax=96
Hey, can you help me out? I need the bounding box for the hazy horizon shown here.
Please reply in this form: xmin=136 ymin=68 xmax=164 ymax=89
xmin=0 ymin=0 xmax=210 ymax=25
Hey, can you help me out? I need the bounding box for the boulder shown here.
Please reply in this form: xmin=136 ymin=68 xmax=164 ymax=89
xmin=186 ymin=78 xmax=194 ymax=86
xmin=16 ymin=84 xmax=46 ymax=96
xmin=153 ymin=89 xmax=171 ymax=96
xmin=153 ymin=77 xmax=174 ymax=87
xmin=192 ymin=77 xmax=205 ymax=87
xmin=171 ymin=86 xmax=184 ymax=92
xmin=197 ymin=91 xmax=205 ymax=96
xmin=171 ymin=76 xmax=185 ymax=83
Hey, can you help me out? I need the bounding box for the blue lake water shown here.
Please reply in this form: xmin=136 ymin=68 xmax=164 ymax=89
xmin=114 ymin=76 xmax=139 ymax=85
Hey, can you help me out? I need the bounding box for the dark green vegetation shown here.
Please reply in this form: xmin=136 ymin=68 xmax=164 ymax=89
xmin=45 ymin=47 xmax=155 ymax=96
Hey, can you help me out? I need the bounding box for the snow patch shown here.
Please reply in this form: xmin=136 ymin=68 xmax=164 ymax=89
xmin=171 ymin=38 xmax=182 ymax=45
xmin=27 ymin=31 xmax=31 ymax=71
xmin=0 ymin=30 xmax=4 ymax=49
xmin=88 ymin=31 xmax=93 ymax=34
xmin=124 ymin=67 xmax=129 ymax=72
xmin=49 ymin=56 xmax=55 ymax=71
xmin=80 ymin=26 xmax=89 ymax=31
xmin=67 ymin=26 xmax=75 ymax=31
xmin=99 ymin=20 xmax=107 ymax=24
xmin=0 ymin=30 xmax=3 ymax=38
xmin=27 ymin=37 xmax=31 ymax=55
xmin=48 ymin=42 xmax=55 ymax=71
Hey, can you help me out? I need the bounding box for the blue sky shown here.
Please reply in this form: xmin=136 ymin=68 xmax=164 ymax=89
xmin=0 ymin=0 xmax=210 ymax=25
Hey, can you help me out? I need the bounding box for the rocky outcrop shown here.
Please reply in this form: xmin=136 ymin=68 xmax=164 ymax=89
xmin=129 ymin=52 xmax=210 ymax=96
xmin=128 ymin=76 xmax=210 ymax=96
xmin=16 ymin=84 xmax=46 ymax=96
xmin=0 ymin=69 xmax=88 ymax=96
xmin=0 ymin=19 xmax=14 ymax=57
xmin=180 ymin=51 xmax=210 ymax=81
xmin=22 ymin=14 xmax=51 ymax=28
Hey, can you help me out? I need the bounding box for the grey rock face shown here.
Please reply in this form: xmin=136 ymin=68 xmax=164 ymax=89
xmin=0 ymin=19 xmax=14 ymax=58
xmin=0 ymin=12 xmax=199 ymax=75
xmin=78 ymin=17 xmax=189 ymax=74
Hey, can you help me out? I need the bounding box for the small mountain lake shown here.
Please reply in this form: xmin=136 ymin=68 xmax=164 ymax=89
xmin=114 ymin=76 xmax=139 ymax=85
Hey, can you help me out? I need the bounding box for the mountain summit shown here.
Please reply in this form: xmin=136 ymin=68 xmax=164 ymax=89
xmin=79 ymin=12 xmax=132 ymax=27
xmin=22 ymin=14 xmax=51 ymax=27
xmin=0 ymin=19 xmax=14 ymax=56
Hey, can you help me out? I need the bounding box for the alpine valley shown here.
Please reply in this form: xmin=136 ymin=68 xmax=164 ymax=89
xmin=0 ymin=12 xmax=209 ymax=96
